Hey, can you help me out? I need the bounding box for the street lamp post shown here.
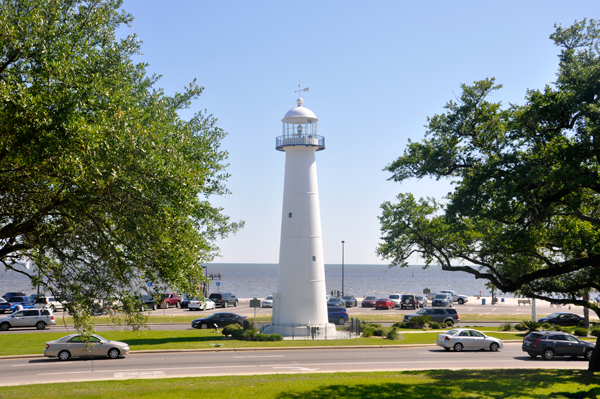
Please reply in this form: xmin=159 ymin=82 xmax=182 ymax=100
xmin=341 ymin=241 xmax=345 ymax=297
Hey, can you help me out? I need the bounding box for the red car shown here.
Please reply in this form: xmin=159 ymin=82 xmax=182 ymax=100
xmin=375 ymin=298 xmax=395 ymax=310
xmin=161 ymin=293 xmax=182 ymax=308
xmin=361 ymin=296 xmax=378 ymax=308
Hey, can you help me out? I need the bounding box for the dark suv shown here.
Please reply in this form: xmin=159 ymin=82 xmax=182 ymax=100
xmin=400 ymin=294 xmax=417 ymax=310
xmin=209 ymin=293 xmax=238 ymax=308
xmin=327 ymin=307 xmax=349 ymax=325
xmin=522 ymin=331 xmax=595 ymax=360
xmin=403 ymin=307 xmax=460 ymax=326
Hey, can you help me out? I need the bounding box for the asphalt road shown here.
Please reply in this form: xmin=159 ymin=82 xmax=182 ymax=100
xmin=0 ymin=343 xmax=590 ymax=386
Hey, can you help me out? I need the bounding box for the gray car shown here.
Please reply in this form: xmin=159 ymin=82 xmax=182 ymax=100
xmin=522 ymin=331 xmax=595 ymax=360
xmin=403 ymin=307 xmax=460 ymax=326
xmin=0 ymin=308 xmax=55 ymax=331
xmin=44 ymin=333 xmax=130 ymax=361
xmin=432 ymin=293 xmax=453 ymax=307
xmin=437 ymin=328 xmax=503 ymax=352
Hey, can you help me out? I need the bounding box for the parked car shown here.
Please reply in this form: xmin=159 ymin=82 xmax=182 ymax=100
xmin=400 ymin=294 xmax=417 ymax=310
xmin=327 ymin=306 xmax=349 ymax=325
xmin=415 ymin=295 xmax=428 ymax=308
xmin=8 ymin=296 xmax=35 ymax=311
xmin=375 ymin=297 xmax=395 ymax=310
xmin=208 ymin=293 xmax=238 ymax=308
xmin=440 ymin=290 xmax=469 ymax=305
xmin=437 ymin=328 xmax=503 ymax=352
xmin=44 ymin=333 xmax=130 ymax=361
xmin=403 ymin=307 xmax=460 ymax=326
xmin=432 ymin=293 xmax=453 ymax=307
xmin=180 ymin=294 xmax=192 ymax=309
xmin=188 ymin=298 xmax=216 ymax=311
xmin=387 ymin=293 xmax=402 ymax=308
xmin=262 ymin=295 xmax=273 ymax=308
xmin=161 ymin=293 xmax=182 ymax=308
xmin=0 ymin=298 xmax=10 ymax=314
xmin=2 ymin=292 xmax=27 ymax=301
xmin=191 ymin=312 xmax=247 ymax=329
xmin=34 ymin=296 xmax=65 ymax=312
xmin=361 ymin=296 xmax=377 ymax=307
xmin=341 ymin=295 xmax=357 ymax=308
xmin=138 ymin=294 xmax=157 ymax=311
xmin=0 ymin=308 xmax=55 ymax=331
xmin=327 ymin=297 xmax=345 ymax=307
xmin=522 ymin=331 xmax=595 ymax=360
xmin=537 ymin=312 xmax=584 ymax=327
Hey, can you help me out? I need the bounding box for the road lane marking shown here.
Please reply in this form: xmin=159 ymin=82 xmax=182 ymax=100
xmin=115 ymin=371 xmax=166 ymax=378
xmin=273 ymin=367 xmax=320 ymax=372
xmin=234 ymin=355 xmax=284 ymax=358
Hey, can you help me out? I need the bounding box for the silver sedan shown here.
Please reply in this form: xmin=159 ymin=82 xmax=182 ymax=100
xmin=437 ymin=328 xmax=503 ymax=352
xmin=188 ymin=298 xmax=216 ymax=311
xmin=44 ymin=333 xmax=130 ymax=361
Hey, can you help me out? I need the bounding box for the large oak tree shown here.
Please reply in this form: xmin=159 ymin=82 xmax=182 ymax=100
xmin=0 ymin=0 xmax=242 ymax=330
xmin=378 ymin=20 xmax=600 ymax=370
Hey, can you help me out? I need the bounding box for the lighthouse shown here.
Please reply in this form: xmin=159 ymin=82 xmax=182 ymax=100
xmin=262 ymin=87 xmax=337 ymax=338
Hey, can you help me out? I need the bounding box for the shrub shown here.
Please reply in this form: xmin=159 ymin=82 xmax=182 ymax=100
xmin=386 ymin=328 xmax=402 ymax=341
xmin=222 ymin=324 xmax=242 ymax=337
xmin=553 ymin=326 xmax=564 ymax=332
xmin=514 ymin=323 xmax=527 ymax=331
xmin=501 ymin=322 xmax=513 ymax=331
xmin=395 ymin=322 xmax=410 ymax=329
xmin=361 ymin=322 xmax=382 ymax=332
xmin=591 ymin=327 xmax=600 ymax=337
xmin=392 ymin=321 xmax=404 ymax=329
xmin=372 ymin=328 xmax=385 ymax=337
xmin=362 ymin=327 xmax=374 ymax=338
xmin=579 ymin=320 xmax=589 ymax=328
xmin=430 ymin=322 xmax=441 ymax=329
xmin=522 ymin=320 xmax=541 ymax=333
xmin=541 ymin=323 xmax=552 ymax=330
xmin=408 ymin=315 xmax=431 ymax=329
xmin=253 ymin=333 xmax=282 ymax=341
xmin=573 ymin=327 xmax=589 ymax=337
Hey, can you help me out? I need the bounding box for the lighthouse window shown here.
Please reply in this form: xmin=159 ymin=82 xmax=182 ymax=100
xmin=289 ymin=213 xmax=292 ymax=218
xmin=312 ymin=256 xmax=316 ymax=261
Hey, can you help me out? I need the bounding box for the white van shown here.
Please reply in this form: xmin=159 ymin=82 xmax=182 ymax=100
xmin=0 ymin=308 xmax=56 ymax=331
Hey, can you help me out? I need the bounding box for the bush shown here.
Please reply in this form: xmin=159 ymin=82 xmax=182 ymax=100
xmin=222 ymin=324 xmax=242 ymax=337
xmin=573 ymin=327 xmax=589 ymax=337
xmin=361 ymin=322 xmax=382 ymax=332
xmin=430 ymin=322 xmax=441 ymax=329
xmin=252 ymin=333 xmax=283 ymax=341
xmin=372 ymin=328 xmax=385 ymax=337
xmin=553 ymin=326 xmax=564 ymax=332
xmin=591 ymin=327 xmax=600 ymax=337
xmin=408 ymin=315 xmax=431 ymax=329
xmin=541 ymin=323 xmax=552 ymax=330
xmin=394 ymin=322 xmax=410 ymax=329
xmin=522 ymin=320 xmax=541 ymax=332
xmin=501 ymin=322 xmax=513 ymax=331
xmin=514 ymin=323 xmax=527 ymax=331
xmin=386 ymin=328 xmax=402 ymax=341
xmin=362 ymin=327 xmax=374 ymax=338
xmin=579 ymin=320 xmax=589 ymax=328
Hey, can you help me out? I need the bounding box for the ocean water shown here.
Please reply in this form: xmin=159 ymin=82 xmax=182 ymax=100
xmin=0 ymin=263 xmax=492 ymax=298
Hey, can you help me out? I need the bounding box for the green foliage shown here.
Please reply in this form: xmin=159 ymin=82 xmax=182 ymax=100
xmin=591 ymin=327 xmax=600 ymax=337
xmin=372 ymin=328 xmax=385 ymax=337
xmin=386 ymin=328 xmax=402 ymax=340
xmin=0 ymin=0 xmax=243 ymax=332
xmin=522 ymin=321 xmax=542 ymax=333
xmin=408 ymin=315 xmax=431 ymax=329
xmin=501 ymin=323 xmax=513 ymax=331
xmin=573 ymin=327 xmax=589 ymax=337
xmin=361 ymin=323 xmax=382 ymax=332
xmin=222 ymin=324 xmax=242 ymax=337
xmin=430 ymin=322 xmax=441 ymax=329
xmin=377 ymin=19 xmax=600 ymax=320
xmin=541 ymin=323 xmax=552 ymax=330
xmin=553 ymin=326 xmax=565 ymax=332
xmin=514 ymin=323 xmax=528 ymax=331
xmin=361 ymin=327 xmax=374 ymax=338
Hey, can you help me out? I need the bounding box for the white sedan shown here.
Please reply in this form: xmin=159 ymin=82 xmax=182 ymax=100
xmin=188 ymin=298 xmax=216 ymax=311
xmin=262 ymin=295 xmax=273 ymax=308
xmin=437 ymin=328 xmax=503 ymax=352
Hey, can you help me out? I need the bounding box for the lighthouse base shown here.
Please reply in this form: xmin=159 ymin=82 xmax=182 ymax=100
xmin=260 ymin=323 xmax=340 ymax=340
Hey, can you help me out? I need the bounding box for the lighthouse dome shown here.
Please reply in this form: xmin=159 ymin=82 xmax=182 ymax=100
xmin=282 ymin=98 xmax=319 ymax=124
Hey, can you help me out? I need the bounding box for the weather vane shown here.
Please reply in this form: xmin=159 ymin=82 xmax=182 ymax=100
xmin=295 ymin=84 xmax=309 ymax=98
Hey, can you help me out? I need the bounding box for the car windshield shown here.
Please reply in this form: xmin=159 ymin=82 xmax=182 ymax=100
xmin=416 ymin=308 xmax=427 ymax=315
xmin=266 ymin=296 xmax=273 ymax=300
xmin=389 ymin=295 xmax=399 ymax=299
xmin=342 ymin=296 xmax=353 ymax=300
xmin=365 ymin=296 xmax=376 ymax=300
xmin=547 ymin=313 xmax=562 ymax=318
xmin=434 ymin=294 xmax=446 ymax=299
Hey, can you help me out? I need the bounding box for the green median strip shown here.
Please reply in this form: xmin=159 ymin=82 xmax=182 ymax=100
xmin=0 ymin=369 xmax=598 ymax=398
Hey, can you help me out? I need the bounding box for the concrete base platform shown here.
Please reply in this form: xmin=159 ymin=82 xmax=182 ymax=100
xmin=260 ymin=322 xmax=340 ymax=340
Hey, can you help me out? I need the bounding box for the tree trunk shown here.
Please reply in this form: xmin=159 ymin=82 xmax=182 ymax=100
xmin=584 ymin=292 xmax=590 ymax=328
xmin=588 ymin=335 xmax=600 ymax=371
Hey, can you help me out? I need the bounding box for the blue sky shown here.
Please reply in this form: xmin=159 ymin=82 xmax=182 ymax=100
xmin=119 ymin=1 xmax=598 ymax=264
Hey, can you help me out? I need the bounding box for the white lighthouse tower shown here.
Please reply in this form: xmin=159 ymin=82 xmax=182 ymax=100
xmin=263 ymin=87 xmax=337 ymax=338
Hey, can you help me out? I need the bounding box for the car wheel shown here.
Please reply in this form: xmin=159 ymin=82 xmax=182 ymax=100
xmin=458 ymin=299 xmax=464 ymax=305
xmin=176 ymin=301 xmax=180 ymax=308
xmin=586 ymin=349 xmax=594 ymax=361
xmin=234 ymin=300 xmax=238 ymax=307
xmin=152 ymin=304 xmax=156 ymax=311
xmin=528 ymin=353 xmax=537 ymax=358
xmin=58 ymin=350 xmax=71 ymax=361
xmin=489 ymin=342 xmax=499 ymax=352
xmin=36 ymin=321 xmax=46 ymax=330
xmin=542 ymin=348 xmax=555 ymax=360
xmin=224 ymin=302 xmax=228 ymax=308
xmin=107 ymin=348 xmax=120 ymax=359
xmin=0 ymin=322 xmax=9 ymax=331
xmin=200 ymin=323 xmax=208 ymax=329
xmin=337 ymin=317 xmax=346 ymax=325
xmin=453 ymin=343 xmax=463 ymax=352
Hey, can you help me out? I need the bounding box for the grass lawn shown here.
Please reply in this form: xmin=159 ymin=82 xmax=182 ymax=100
xmin=0 ymin=329 xmax=528 ymax=357
xmin=0 ymin=369 xmax=598 ymax=398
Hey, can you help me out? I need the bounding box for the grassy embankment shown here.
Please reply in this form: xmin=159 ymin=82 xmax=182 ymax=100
xmin=0 ymin=369 xmax=598 ymax=398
